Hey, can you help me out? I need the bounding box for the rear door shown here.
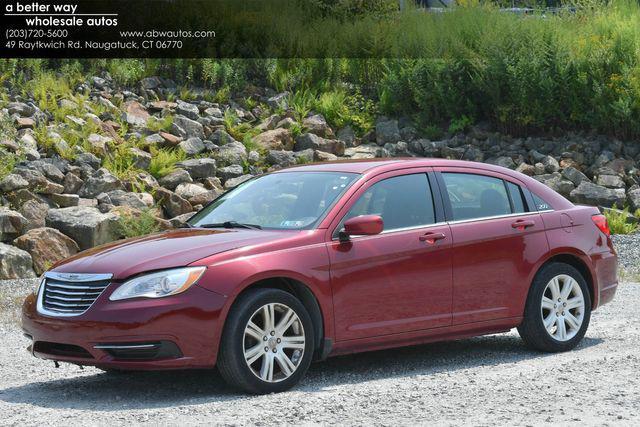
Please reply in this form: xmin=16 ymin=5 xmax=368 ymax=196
xmin=435 ymin=167 xmax=549 ymax=325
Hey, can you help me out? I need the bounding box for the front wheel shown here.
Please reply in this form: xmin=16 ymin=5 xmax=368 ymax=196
xmin=217 ymin=288 xmax=315 ymax=394
xmin=517 ymin=262 xmax=591 ymax=352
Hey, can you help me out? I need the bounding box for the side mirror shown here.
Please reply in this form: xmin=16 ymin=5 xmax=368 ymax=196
xmin=339 ymin=215 xmax=384 ymax=241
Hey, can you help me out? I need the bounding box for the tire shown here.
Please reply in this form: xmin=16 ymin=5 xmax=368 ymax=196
xmin=217 ymin=288 xmax=315 ymax=394
xmin=518 ymin=262 xmax=591 ymax=352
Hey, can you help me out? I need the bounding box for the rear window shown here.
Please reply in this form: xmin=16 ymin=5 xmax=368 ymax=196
xmin=442 ymin=173 xmax=511 ymax=221
xmin=506 ymin=181 xmax=527 ymax=214
xmin=532 ymin=193 xmax=553 ymax=211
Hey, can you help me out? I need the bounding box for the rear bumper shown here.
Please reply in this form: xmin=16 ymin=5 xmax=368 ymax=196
xmin=21 ymin=285 xmax=226 ymax=370
xmin=592 ymin=248 xmax=618 ymax=310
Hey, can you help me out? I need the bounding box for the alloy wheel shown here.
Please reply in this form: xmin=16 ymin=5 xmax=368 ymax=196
xmin=540 ymin=274 xmax=585 ymax=342
xmin=243 ymin=302 xmax=306 ymax=383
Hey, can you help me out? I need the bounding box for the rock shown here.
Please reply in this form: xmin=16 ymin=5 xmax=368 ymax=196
xmin=215 ymin=141 xmax=248 ymax=166
xmin=275 ymin=117 xmax=297 ymax=130
xmin=303 ymin=115 xmax=333 ymax=138
xmin=515 ymin=163 xmax=535 ymax=176
xmin=266 ymin=92 xmax=289 ymax=109
xmin=203 ymin=177 xmax=224 ymax=191
xmin=46 ymin=206 xmax=120 ymax=250
xmin=0 ymin=174 xmax=29 ymax=192
xmin=0 ymin=209 xmax=28 ymax=242
xmin=218 ymin=165 xmax=244 ymax=181
xmin=344 ymin=144 xmax=383 ymax=159
xmin=158 ymin=169 xmax=192 ymax=190
xmin=376 ymin=120 xmax=401 ymax=146
xmin=129 ymin=147 xmax=152 ymax=170
xmin=204 ymin=107 xmax=223 ymax=118
xmin=627 ymin=188 xmax=640 ymax=211
xmin=13 ymin=168 xmax=48 ymax=188
xmin=63 ymin=172 xmax=84 ymax=194
xmin=16 ymin=117 xmax=35 ymax=129
xmin=295 ymin=133 xmax=345 ymax=156
xmin=23 ymin=160 xmax=65 ymax=183
xmin=50 ymin=193 xmax=79 ymax=208
xmin=534 ymin=173 xmax=575 ymax=198
xmin=78 ymin=168 xmax=123 ymax=198
xmin=561 ymin=167 xmax=590 ymax=186
xmin=0 ymin=243 xmax=35 ymax=279
xmin=14 ymin=227 xmax=80 ymax=275
xmin=122 ymin=101 xmax=150 ymax=127
xmin=178 ymin=137 xmax=206 ymax=156
xmin=159 ymin=131 xmax=182 ymax=147
xmin=176 ymin=101 xmax=200 ymax=120
xmin=337 ymin=126 xmax=357 ymax=147
xmin=75 ymin=152 xmax=101 ymax=169
xmin=19 ymin=200 xmax=49 ymax=231
xmin=314 ymin=150 xmax=338 ymax=162
xmin=169 ymin=213 xmax=195 ymax=227
xmin=175 ymin=183 xmax=208 ymax=202
xmin=224 ymin=175 xmax=254 ymax=189
xmin=173 ymin=115 xmax=205 ymax=139
xmin=7 ymin=102 xmax=35 ymax=117
xmin=107 ymin=190 xmax=152 ymax=210
xmin=266 ymin=150 xmax=296 ymax=167
xmin=487 ymin=156 xmax=516 ymax=170
xmin=189 ymin=189 xmax=221 ymax=206
xmin=569 ymin=181 xmax=626 ymax=208
xmin=155 ymin=188 xmax=193 ymax=218
xmin=596 ymin=174 xmax=625 ymax=189
xmin=253 ymin=128 xmax=294 ymax=151
xmin=175 ymin=158 xmax=217 ymax=179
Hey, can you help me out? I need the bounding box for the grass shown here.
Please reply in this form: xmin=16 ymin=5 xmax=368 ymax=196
xmin=604 ymin=206 xmax=639 ymax=235
xmin=148 ymin=148 xmax=187 ymax=179
xmin=147 ymin=115 xmax=174 ymax=133
xmin=116 ymin=208 xmax=163 ymax=239
xmin=0 ymin=147 xmax=21 ymax=181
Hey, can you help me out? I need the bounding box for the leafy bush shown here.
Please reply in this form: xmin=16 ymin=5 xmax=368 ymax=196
xmin=604 ymin=207 xmax=638 ymax=235
xmin=148 ymin=148 xmax=187 ymax=179
xmin=0 ymin=147 xmax=20 ymax=181
xmin=116 ymin=208 xmax=162 ymax=239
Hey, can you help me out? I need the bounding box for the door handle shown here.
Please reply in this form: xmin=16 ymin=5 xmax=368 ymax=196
xmin=511 ymin=220 xmax=535 ymax=230
xmin=419 ymin=232 xmax=446 ymax=243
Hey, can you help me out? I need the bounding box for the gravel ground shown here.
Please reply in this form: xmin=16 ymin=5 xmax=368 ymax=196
xmin=612 ymin=234 xmax=640 ymax=279
xmin=0 ymin=279 xmax=639 ymax=426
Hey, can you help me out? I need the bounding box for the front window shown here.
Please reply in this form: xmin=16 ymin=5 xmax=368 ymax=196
xmin=188 ymin=172 xmax=359 ymax=230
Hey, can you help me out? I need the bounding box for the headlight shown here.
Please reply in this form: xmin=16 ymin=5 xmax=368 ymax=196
xmin=109 ymin=267 xmax=206 ymax=301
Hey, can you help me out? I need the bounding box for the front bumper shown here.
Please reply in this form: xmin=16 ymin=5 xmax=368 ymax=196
xmin=21 ymin=284 xmax=227 ymax=370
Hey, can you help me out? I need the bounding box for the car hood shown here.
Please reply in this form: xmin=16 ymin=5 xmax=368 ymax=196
xmin=51 ymin=228 xmax=294 ymax=280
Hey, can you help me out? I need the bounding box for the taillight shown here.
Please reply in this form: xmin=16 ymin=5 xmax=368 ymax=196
xmin=592 ymin=214 xmax=611 ymax=237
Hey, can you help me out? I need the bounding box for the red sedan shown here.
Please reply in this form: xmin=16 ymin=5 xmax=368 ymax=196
xmin=22 ymin=159 xmax=618 ymax=394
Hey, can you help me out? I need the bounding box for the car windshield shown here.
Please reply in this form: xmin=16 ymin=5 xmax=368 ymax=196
xmin=188 ymin=172 xmax=359 ymax=230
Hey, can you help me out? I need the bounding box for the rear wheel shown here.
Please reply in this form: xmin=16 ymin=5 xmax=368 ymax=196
xmin=518 ymin=262 xmax=591 ymax=352
xmin=217 ymin=289 xmax=315 ymax=394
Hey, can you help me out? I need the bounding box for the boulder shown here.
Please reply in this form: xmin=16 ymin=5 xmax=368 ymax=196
xmin=0 ymin=174 xmax=29 ymax=192
xmin=155 ymin=188 xmax=193 ymax=218
xmin=375 ymin=120 xmax=400 ymax=146
xmin=218 ymin=165 xmax=244 ymax=181
xmin=595 ymin=174 xmax=625 ymax=189
xmin=627 ymin=188 xmax=640 ymax=211
xmin=107 ymin=190 xmax=152 ymax=210
xmin=178 ymin=137 xmax=206 ymax=156
xmin=303 ymin=115 xmax=333 ymax=138
xmin=295 ymin=133 xmax=345 ymax=156
xmin=215 ymin=141 xmax=248 ymax=166
xmin=159 ymin=131 xmax=182 ymax=147
xmin=46 ymin=206 xmax=120 ymax=250
xmin=253 ymin=128 xmax=294 ymax=151
xmin=129 ymin=147 xmax=152 ymax=170
xmin=314 ymin=150 xmax=338 ymax=162
xmin=225 ymin=175 xmax=254 ymax=189
xmin=158 ymin=169 xmax=192 ymax=190
xmin=175 ymin=183 xmax=208 ymax=202
xmin=0 ymin=243 xmax=35 ymax=279
xmin=337 ymin=126 xmax=357 ymax=147
xmin=23 ymin=160 xmax=65 ymax=183
xmin=0 ymin=209 xmax=28 ymax=242
xmin=50 ymin=193 xmax=80 ymax=208
xmin=78 ymin=168 xmax=123 ymax=198
xmin=176 ymin=158 xmax=216 ymax=179
xmin=569 ymin=181 xmax=625 ymax=208
xmin=14 ymin=227 xmax=80 ymax=275
xmin=75 ymin=152 xmax=102 ymax=169
xmin=344 ymin=144 xmax=383 ymax=159
xmin=561 ymin=167 xmax=590 ymax=186
xmin=169 ymin=213 xmax=195 ymax=227
xmin=176 ymin=100 xmax=200 ymax=120
xmin=266 ymin=92 xmax=289 ymax=109
xmin=534 ymin=173 xmax=575 ymax=198
xmin=173 ymin=115 xmax=205 ymax=139
xmin=63 ymin=172 xmax=84 ymax=194
xmin=189 ymin=189 xmax=221 ymax=206
xmin=19 ymin=200 xmax=49 ymax=231
xmin=122 ymin=101 xmax=150 ymax=127
xmin=266 ymin=150 xmax=296 ymax=167
xmin=487 ymin=156 xmax=516 ymax=170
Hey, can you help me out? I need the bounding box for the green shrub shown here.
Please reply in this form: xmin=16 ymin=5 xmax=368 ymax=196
xmin=604 ymin=207 xmax=638 ymax=235
xmin=0 ymin=147 xmax=20 ymax=181
xmin=147 ymin=115 xmax=174 ymax=133
xmin=148 ymin=148 xmax=187 ymax=179
xmin=116 ymin=208 xmax=162 ymax=239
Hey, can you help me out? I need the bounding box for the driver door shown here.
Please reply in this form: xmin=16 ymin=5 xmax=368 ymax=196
xmin=327 ymin=169 xmax=453 ymax=341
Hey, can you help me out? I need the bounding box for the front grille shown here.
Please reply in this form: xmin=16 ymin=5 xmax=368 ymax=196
xmin=41 ymin=275 xmax=111 ymax=315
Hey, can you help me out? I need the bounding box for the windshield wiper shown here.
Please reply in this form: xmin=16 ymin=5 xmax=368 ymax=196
xmin=197 ymin=221 xmax=262 ymax=230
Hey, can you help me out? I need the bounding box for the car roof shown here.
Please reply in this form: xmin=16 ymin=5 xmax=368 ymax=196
xmin=274 ymin=158 xmax=507 ymax=174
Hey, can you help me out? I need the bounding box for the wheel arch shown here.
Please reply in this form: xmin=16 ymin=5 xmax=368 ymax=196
xmin=535 ymin=252 xmax=596 ymax=309
xmin=223 ymin=276 xmax=329 ymax=360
